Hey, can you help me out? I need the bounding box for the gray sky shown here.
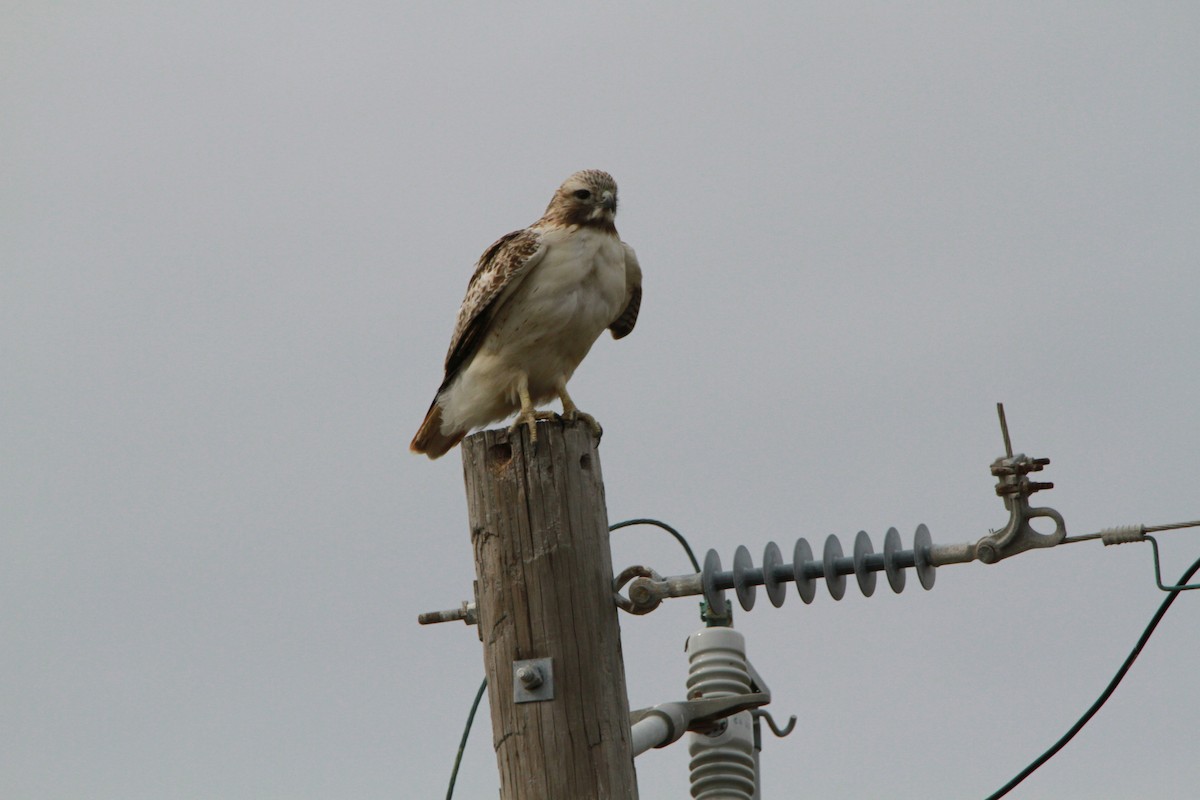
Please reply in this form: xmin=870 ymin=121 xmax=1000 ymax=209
xmin=4 ymin=3 xmax=1198 ymax=798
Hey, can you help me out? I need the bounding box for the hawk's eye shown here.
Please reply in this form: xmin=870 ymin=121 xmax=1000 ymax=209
xmin=573 ymin=189 xmax=592 ymax=200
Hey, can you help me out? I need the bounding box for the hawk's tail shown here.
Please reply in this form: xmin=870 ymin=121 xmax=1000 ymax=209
xmin=410 ymin=401 xmax=466 ymax=460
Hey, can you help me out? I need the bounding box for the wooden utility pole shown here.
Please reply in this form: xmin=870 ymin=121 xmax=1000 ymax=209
xmin=462 ymin=419 xmax=638 ymax=800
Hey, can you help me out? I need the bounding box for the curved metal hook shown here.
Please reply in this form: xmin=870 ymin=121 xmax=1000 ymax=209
xmin=613 ymin=565 xmax=662 ymax=614
xmin=753 ymin=709 xmax=797 ymax=738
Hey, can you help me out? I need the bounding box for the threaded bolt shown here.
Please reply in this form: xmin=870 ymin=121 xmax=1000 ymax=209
xmin=516 ymin=665 xmax=543 ymax=689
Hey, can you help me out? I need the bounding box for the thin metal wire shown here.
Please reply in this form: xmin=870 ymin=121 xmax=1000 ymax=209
xmin=442 ymin=514 xmax=1198 ymax=797
xmin=1061 ymin=518 xmax=1200 ymax=545
xmin=610 ymin=517 xmax=702 ymax=573
xmin=1147 ymin=519 xmax=1200 ymax=533
xmin=983 ymin=552 xmax=1200 ymax=800
xmin=445 ymin=677 xmax=487 ymax=800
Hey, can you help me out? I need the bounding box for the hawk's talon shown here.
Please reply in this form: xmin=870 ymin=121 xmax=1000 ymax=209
xmin=508 ymin=409 xmax=558 ymax=443
xmin=563 ymin=409 xmax=603 ymax=440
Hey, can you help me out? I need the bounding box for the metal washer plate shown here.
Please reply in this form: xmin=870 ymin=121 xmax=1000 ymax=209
xmin=513 ymin=657 xmax=554 ymax=703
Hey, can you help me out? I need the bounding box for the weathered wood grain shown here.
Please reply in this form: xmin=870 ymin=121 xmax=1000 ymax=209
xmin=462 ymin=418 xmax=638 ymax=800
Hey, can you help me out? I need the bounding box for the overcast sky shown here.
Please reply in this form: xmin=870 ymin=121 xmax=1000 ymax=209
xmin=4 ymin=3 xmax=1199 ymax=799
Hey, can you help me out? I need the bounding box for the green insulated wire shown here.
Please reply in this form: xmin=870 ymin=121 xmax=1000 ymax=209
xmin=445 ymin=677 xmax=487 ymax=800
xmin=984 ymin=551 xmax=1200 ymax=799
xmin=609 ymin=517 xmax=702 ymax=573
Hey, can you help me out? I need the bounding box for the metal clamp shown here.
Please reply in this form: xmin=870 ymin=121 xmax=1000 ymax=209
xmin=973 ymin=404 xmax=1066 ymax=563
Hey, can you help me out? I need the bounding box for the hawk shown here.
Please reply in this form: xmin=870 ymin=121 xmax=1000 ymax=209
xmin=410 ymin=169 xmax=642 ymax=459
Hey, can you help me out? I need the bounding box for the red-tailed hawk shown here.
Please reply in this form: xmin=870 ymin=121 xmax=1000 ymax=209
xmin=410 ymin=169 xmax=642 ymax=459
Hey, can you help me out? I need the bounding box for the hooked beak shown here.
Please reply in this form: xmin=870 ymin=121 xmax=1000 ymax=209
xmin=600 ymin=191 xmax=617 ymax=212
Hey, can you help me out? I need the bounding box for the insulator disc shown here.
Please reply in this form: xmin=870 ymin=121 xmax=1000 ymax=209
xmin=733 ymin=545 xmax=756 ymax=611
xmin=883 ymin=527 xmax=906 ymax=594
xmin=853 ymin=530 xmax=877 ymax=597
xmin=793 ymin=538 xmax=815 ymax=604
xmin=702 ymin=549 xmax=728 ymax=615
xmin=762 ymin=541 xmax=786 ymax=608
xmin=823 ymin=535 xmax=846 ymax=600
xmin=913 ymin=523 xmax=936 ymax=590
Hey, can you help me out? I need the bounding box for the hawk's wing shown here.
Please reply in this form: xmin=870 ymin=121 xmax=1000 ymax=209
xmin=608 ymin=241 xmax=642 ymax=340
xmin=439 ymin=228 xmax=547 ymax=390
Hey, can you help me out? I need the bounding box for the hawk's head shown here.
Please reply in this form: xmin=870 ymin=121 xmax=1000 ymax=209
xmin=542 ymin=170 xmax=618 ymax=231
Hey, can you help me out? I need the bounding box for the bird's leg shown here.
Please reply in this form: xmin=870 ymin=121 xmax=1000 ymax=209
xmin=556 ymin=380 xmax=603 ymax=439
xmin=508 ymin=373 xmax=556 ymax=443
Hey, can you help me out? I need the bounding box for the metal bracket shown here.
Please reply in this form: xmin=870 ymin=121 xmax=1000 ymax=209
xmin=628 ymin=654 xmax=787 ymax=753
xmin=513 ymin=657 xmax=554 ymax=703
xmin=1147 ymin=535 xmax=1200 ymax=592
xmin=629 ymin=692 xmax=770 ymax=741
xmin=973 ymin=404 xmax=1066 ymax=563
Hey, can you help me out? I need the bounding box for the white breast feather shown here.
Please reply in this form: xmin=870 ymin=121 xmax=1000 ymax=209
xmin=437 ymin=227 xmax=627 ymax=433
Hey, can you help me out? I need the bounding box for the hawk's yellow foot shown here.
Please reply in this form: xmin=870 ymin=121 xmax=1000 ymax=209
xmin=508 ymin=408 xmax=559 ymax=443
xmin=563 ymin=408 xmax=603 ymax=440
xmin=507 ymin=374 xmax=558 ymax=443
xmin=556 ymin=380 xmax=602 ymax=440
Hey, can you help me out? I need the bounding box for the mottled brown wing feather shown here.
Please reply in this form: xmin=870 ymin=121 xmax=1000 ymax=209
xmin=609 ymin=286 xmax=640 ymax=339
xmin=608 ymin=241 xmax=642 ymax=340
xmin=438 ymin=228 xmax=545 ymax=392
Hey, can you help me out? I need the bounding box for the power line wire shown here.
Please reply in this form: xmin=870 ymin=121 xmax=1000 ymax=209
xmin=442 ymin=519 xmax=1198 ymax=798
xmin=984 ymin=552 xmax=1200 ymax=799
xmin=445 ymin=677 xmax=487 ymax=800
xmin=609 ymin=517 xmax=701 ymax=572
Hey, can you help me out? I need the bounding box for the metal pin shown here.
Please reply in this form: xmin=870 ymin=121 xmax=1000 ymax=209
xmin=997 ymin=402 xmax=1013 ymax=458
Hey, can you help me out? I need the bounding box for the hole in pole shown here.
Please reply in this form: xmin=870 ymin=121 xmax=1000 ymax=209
xmin=488 ymin=442 xmax=513 ymax=468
